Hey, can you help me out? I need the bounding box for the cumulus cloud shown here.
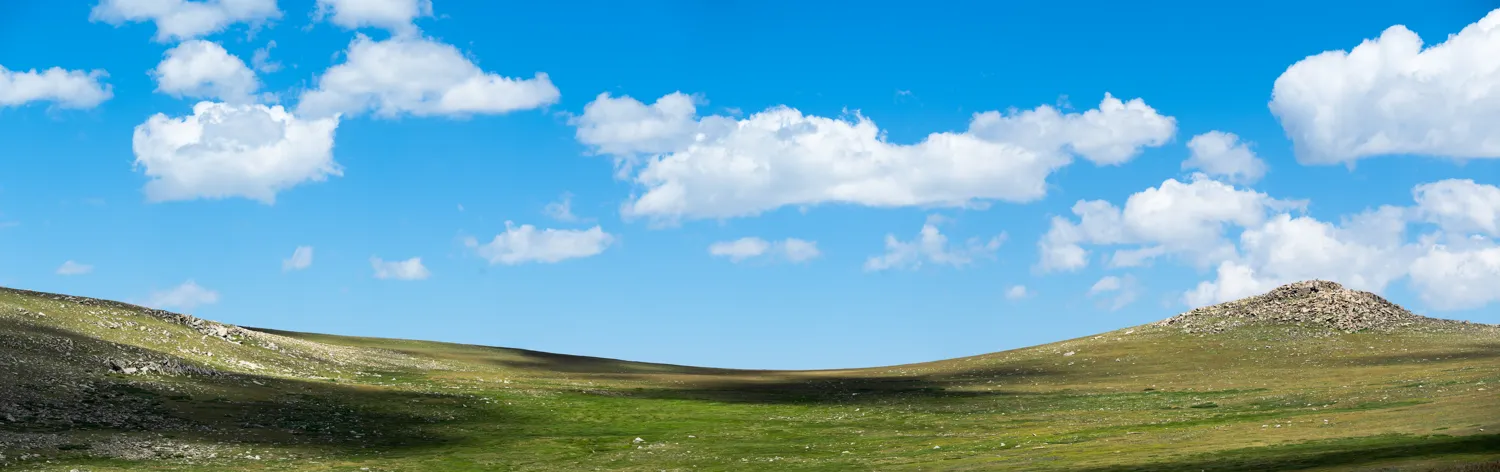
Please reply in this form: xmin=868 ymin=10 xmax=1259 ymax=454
xmin=865 ymin=218 xmax=1005 ymax=271
xmin=1035 ymin=176 xmax=1500 ymax=309
xmin=132 ymin=101 xmax=341 ymax=203
xmin=1037 ymin=176 xmax=1303 ymax=272
xmin=709 ymin=237 xmax=821 ymax=263
xmin=465 ymin=222 xmax=613 ymax=265
xmin=1242 ymin=213 xmax=1414 ymax=285
xmin=1183 ymin=211 xmax=1420 ymax=307
xmin=297 ymin=34 xmax=559 ymax=119
xmin=1164 ymin=205 xmax=1422 ymax=308
xmin=966 ymin=93 xmax=1179 ymax=166
xmin=56 ymin=261 xmax=94 ymax=275
xmin=0 ymin=65 xmax=113 ymax=109
xmin=543 ymin=193 xmax=580 ymax=222
xmin=1088 ymin=275 xmax=1123 ymax=295
xmin=572 ymin=92 xmax=703 ymax=157
xmin=90 ymin=0 xmax=281 ymax=42
xmin=282 ymin=246 xmax=313 ymax=271
xmin=1087 ymin=275 xmax=1138 ymax=311
xmin=1183 ymin=131 xmax=1267 ymax=184
xmin=1413 ymin=179 xmax=1500 ymax=237
xmin=251 ymin=41 xmax=281 ymax=73
xmin=371 ymin=256 xmax=428 ymax=280
xmin=1409 ymin=244 xmax=1500 ymax=310
xmin=708 ymin=237 xmax=770 ymax=262
xmin=1270 ymin=8 xmax=1500 ymax=164
xmin=1005 ymin=285 xmax=1030 ymax=300
xmin=781 ymin=238 xmax=822 ymax=263
xmin=573 ymin=92 xmax=1175 ymax=222
xmin=1174 ymin=181 xmax=1500 ymax=310
xmin=1182 ymin=261 xmax=1272 ymax=307
xmin=152 ymin=40 xmax=259 ymax=103
xmin=315 ymin=0 xmax=433 ymax=35
xmin=148 ymin=280 xmax=219 ymax=310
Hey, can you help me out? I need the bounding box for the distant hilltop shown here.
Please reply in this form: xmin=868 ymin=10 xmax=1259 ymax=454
xmin=1156 ymin=280 xmax=1471 ymax=334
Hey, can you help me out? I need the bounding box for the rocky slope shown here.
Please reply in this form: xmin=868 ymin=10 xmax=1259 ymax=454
xmin=1156 ymin=280 xmax=1463 ymax=334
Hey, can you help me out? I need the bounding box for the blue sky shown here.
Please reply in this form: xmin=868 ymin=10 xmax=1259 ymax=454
xmin=3 ymin=0 xmax=1499 ymax=369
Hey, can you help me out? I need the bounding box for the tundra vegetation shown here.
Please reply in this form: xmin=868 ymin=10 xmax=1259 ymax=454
xmin=0 ymin=281 xmax=1496 ymax=471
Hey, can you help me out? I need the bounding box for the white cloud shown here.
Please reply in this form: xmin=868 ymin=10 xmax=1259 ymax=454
xmin=572 ymin=92 xmax=703 ymax=157
xmin=543 ymin=193 xmax=579 ymax=222
xmin=152 ymin=40 xmax=259 ymax=103
xmin=1088 ymin=275 xmax=1123 ymax=295
xmin=1178 ymin=190 xmax=1479 ymax=309
xmin=1005 ymin=285 xmax=1030 ymax=300
xmin=1183 ymin=131 xmax=1267 ymax=184
xmin=132 ymin=101 xmax=341 ymax=203
xmin=297 ymin=34 xmax=559 ymax=119
xmin=90 ymin=0 xmax=281 ymax=43
xmin=465 ymin=222 xmax=613 ymax=265
xmin=1087 ymin=275 xmax=1139 ymax=310
xmin=282 ymin=246 xmax=313 ymax=271
xmin=781 ymin=238 xmax=821 ymax=263
xmin=1270 ymin=8 xmax=1500 ymax=164
xmin=709 ymin=237 xmax=770 ymax=262
xmin=315 ymin=0 xmax=432 ymax=35
xmin=371 ymin=256 xmax=428 ymax=280
xmin=965 ymin=93 xmax=1178 ymax=166
xmin=0 ymin=65 xmax=113 ymax=109
xmin=251 ymin=41 xmax=281 ymax=73
xmin=1409 ymin=244 xmax=1500 ymax=310
xmin=709 ymin=237 xmax=821 ymax=263
xmin=1108 ymin=245 xmax=1168 ymax=268
xmin=1413 ymin=179 xmax=1500 ymax=237
xmin=1186 ymin=212 xmax=1422 ymax=307
xmin=56 ymin=261 xmax=94 ymax=276
xmin=1180 ymin=206 xmax=1421 ymax=308
xmin=574 ymin=92 xmax=1175 ymax=222
xmin=865 ymin=219 xmax=1005 ymax=271
xmin=148 ymin=280 xmax=219 ymax=310
xmin=1183 ymin=261 xmax=1274 ymax=308
xmin=1038 ymin=176 xmax=1302 ymax=272
xmin=1037 ymin=176 xmax=1500 ymax=309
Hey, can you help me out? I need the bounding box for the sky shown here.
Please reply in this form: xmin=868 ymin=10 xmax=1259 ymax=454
xmin=3 ymin=0 xmax=1500 ymax=370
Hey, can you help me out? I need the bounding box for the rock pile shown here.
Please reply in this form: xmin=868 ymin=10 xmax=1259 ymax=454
xmin=106 ymin=358 xmax=220 ymax=377
xmin=1157 ymin=280 xmax=1430 ymax=333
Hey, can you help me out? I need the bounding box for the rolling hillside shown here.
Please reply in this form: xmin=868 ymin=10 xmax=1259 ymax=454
xmin=0 ymin=281 xmax=1497 ymax=471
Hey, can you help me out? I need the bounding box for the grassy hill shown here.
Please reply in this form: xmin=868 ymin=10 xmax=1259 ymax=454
xmin=0 ymin=283 xmax=1497 ymax=471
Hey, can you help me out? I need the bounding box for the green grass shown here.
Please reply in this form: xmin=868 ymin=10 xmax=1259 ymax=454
xmin=0 ymin=287 xmax=1497 ymax=471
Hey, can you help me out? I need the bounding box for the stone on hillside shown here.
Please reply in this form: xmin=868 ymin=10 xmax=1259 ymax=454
xmin=1158 ymin=280 xmax=1431 ymax=333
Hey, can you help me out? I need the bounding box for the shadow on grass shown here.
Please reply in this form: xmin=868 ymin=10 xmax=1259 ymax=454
xmin=251 ymin=326 xmax=739 ymax=376
xmin=1426 ymin=460 xmax=1500 ymax=472
xmin=1073 ymin=433 xmax=1500 ymax=472
xmin=1345 ymin=344 xmax=1500 ymax=367
xmin=0 ymin=319 xmax=531 ymax=453
xmin=606 ymin=367 xmax=1066 ymax=405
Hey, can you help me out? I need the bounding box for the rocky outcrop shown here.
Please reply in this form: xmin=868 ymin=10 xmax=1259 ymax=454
xmin=1158 ymin=280 xmax=1435 ymax=333
xmin=2 ymin=287 xmax=278 ymax=349
xmin=105 ymin=358 xmax=220 ymax=377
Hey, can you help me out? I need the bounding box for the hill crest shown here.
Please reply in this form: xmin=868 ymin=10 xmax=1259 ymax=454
xmin=1156 ymin=280 xmax=1446 ymax=334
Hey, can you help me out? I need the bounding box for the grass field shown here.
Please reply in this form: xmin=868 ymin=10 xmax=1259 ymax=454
xmin=0 ymin=286 xmax=1497 ymax=471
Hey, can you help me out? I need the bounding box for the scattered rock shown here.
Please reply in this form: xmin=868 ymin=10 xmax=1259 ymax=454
xmin=106 ymin=358 xmax=220 ymax=377
xmin=1157 ymin=280 xmax=1435 ymax=334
